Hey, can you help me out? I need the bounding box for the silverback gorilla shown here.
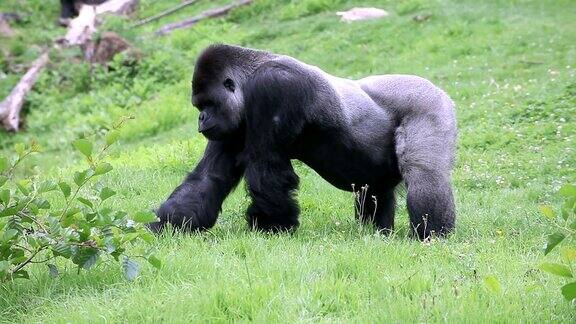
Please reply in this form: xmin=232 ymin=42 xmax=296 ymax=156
xmin=150 ymin=44 xmax=457 ymax=239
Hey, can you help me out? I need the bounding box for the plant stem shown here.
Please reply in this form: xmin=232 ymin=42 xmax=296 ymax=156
xmin=11 ymin=246 xmax=46 ymax=275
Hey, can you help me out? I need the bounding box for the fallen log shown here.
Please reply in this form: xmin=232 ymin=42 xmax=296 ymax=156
xmin=132 ymin=0 xmax=202 ymax=28
xmin=156 ymin=0 xmax=252 ymax=36
xmin=0 ymin=52 xmax=50 ymax=131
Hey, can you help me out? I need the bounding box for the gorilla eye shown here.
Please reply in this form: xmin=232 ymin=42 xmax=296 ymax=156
xmin=223 ymin=78 xmax=235 ymax=92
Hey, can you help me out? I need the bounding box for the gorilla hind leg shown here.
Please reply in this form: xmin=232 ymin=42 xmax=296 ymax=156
xmin=404 ymin=169 xmax=455 ymax=239
xmin=395 ymin=115 xmax=456 ymax=240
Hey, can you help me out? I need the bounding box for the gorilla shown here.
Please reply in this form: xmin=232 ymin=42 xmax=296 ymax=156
xmin=151 ymin=44 xmax=457 ymax=239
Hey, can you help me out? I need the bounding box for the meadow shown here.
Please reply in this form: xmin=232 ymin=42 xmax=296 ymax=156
xmin=0 ymin=0 xmax=575 ymax=322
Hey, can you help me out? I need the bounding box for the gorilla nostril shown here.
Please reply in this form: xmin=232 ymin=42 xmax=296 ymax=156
xmin=199 ymin=112 xmax=205 ymax=121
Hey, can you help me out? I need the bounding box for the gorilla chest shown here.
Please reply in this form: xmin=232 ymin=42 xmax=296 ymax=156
xmin=292 ymin=128 xmax=401 ymax=192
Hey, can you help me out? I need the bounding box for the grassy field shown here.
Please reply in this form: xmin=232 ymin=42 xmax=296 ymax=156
xmin=1 ymin=0 xmax=575 ymax=322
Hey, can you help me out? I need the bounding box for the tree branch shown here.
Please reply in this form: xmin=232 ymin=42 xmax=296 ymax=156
xmin=11 ymin=246 xmax=47 ymax=275
xmin=156 ymin=0 xmax=252 ymax=36
xmin=132 ymin=0 xmax=202 ymax=28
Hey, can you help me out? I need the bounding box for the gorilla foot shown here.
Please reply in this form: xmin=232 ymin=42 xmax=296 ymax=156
xmin=248 ymin=213 xmax=299 ymax=233
xmin=411 ymin=214 xmax=454 ymax=240
xmin=151 ymin=199 xmax=217 ymax=234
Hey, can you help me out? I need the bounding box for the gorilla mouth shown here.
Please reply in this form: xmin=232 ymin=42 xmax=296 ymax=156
xmin=199 ymin=125 xmax=216 ymax=134
xmin=200 ymin=126 xmax=224 ymax=140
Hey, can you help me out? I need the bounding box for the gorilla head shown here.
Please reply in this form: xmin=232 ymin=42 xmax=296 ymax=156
xmin=191 ymin=45 xmax=272 ymax=141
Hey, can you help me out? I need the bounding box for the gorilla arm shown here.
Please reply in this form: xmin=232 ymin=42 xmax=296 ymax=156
xmin=149 ymin=140 xmax=243 ymax=232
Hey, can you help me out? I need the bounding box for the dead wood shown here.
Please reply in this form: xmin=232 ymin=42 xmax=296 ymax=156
xmin=156 ymin=0 xmax=252 ymax=36
xmin=0 ymin=52 xmax=50 ymax=131
xmin=132 ymin=0 xmax=202 ymax=28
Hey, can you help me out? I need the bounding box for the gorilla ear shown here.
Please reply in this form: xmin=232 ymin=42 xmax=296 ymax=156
xmin=223 ymin=78 xmax=235 ymax=92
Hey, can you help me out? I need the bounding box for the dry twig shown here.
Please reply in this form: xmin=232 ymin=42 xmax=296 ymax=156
xmin=132 ymin=0 xmax=202 ymax=28
xmin=156 ymin=0 xmax=252 ymax=36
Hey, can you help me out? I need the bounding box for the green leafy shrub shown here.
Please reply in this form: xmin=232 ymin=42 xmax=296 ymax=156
xmin=0 ymin=119 xmax=161 ymax=282
xmin=538 ymin=184 xmax=576 ymax=301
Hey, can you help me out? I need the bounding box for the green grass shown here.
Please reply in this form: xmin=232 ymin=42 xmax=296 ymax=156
xmin=1 ymin=0 xmax=575 ymax=322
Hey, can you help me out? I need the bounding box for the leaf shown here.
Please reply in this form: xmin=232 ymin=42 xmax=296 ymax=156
xmin=132 ymin=211 xmax=158 ymax=224
xmin=73 ymin=170 xmax=88 ymax=187
xmin=105 ymin=130 xmax=121 ymax=146
xmin=0 ymin=204 xmax=21 ymax=217
xmin=561 ymin=282 xmax=576 ymax=301
xmin=11 ymin=269 xmax=29 ymax=280
xmin=59 ymin=182 xmax=71 ymax=198
xmin=72 ymin=247 xmax=98 ymax=268
xmin=539 ymin=205 xmax=555 ymax=220
xmin=561 ymin=247 xmax=576 ymax=262
xmin=123 ymin=257 xmax=139 ymax=281
xmin=2 ymin=229 xmax=18 ymax=242
xmin=39 ymin=180 xmax=58 ymax=193
xmin=27 ymin=202 xmax=39 ymax=215
xmin=10 ymin=248 xmax=25 ymax=264
xmin=544 ymin=232 xmax=565 ymax=255
xmin=73 ymin=139 xmax=93 ymax=159
xmin=484 ymin=275 xmax=502 ymax=294
xmin=122 ymin=232 xmax=140 ymax=243
xmin=140 ymin=231 xmax=155 ymax=244
xmin=538 ymin=262 xmax=573 ymax=278
xmin=76 ymin=197 xmax=94 ymax=208
xmin=0 ymin=157 xmax=8 ymax=173
xmin=26 ymin=236 xmax=39 ymax=249
xmin=0 ymin=260 xmax=10 ymax=273
xmin=82 ymin=252 xmax=99 ymax=270
xmin=35 ymin=198 xmax=50 ymax=209
xmin=47 ymin=264 xmax=59 ymax=279
xmin=147 ymin=255 xmax=162 ymax=270
xmin=564 ymin=197 xmax=576 ymax=216
xmin=561 ymin=208 xmax=570 ymax=221
xmin=0 ymin=189 xmax=10 ymax=206
xmin=14 ymin=143 xmax=25 ymax=158
xmin=61 ymin=208 xmax=81 ymax=227
xmin=105 ymin=239 xmax=117 ymax=253
xmin=0 ymin=176 xmax=7 ymax=188
xmin=52 ymin=242 xmax=73 ymax=258
xmin=94 ymin=163 xmax=113 ymax=176
xmin=99 ymin=187 xmax=116 ymax=201
xmin=16 ymin=180 xmax=30 ymax=195
xmin=559 ymin=184 xmax=576 ymax=198
xmin=48 ymin=216 xmax=62 ymax=235
xmin=113 ymin=210 xmax=128 ymax=221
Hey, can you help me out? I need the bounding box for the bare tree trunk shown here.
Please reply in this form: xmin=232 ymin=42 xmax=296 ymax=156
xmin=156 ymin=0 xmax=252 ymax=36
xmin=0 ymin=52 xmax=50 ymax=131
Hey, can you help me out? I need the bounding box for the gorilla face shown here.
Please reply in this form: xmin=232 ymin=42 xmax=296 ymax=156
xmin=190 ymin=44 xmax=273 ymax=141
xmin=192 ymin=74 xmax=244 ymax=141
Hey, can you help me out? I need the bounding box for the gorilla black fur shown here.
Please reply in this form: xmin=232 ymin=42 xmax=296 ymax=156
xmin=150 ymin=44 xmax=457 ymax=239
